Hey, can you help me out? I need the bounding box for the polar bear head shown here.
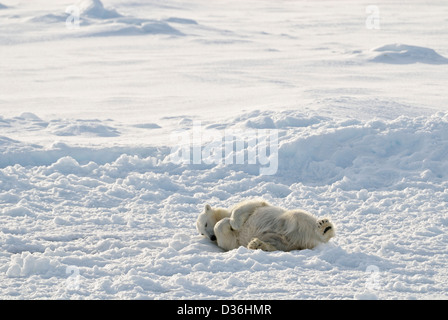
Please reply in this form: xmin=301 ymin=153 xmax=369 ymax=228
xmin=196 ymin=204 xmax=231 ymax=241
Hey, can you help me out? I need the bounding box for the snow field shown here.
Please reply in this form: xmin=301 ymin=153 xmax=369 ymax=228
xmin=1 ymin=109 xmax=448 ymax=299
xmin=1 ymin=0 xmax=448 ymax=300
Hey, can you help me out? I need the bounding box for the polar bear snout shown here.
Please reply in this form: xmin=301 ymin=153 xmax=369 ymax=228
xmin=210 ymin=235 xmax=217 ymax=241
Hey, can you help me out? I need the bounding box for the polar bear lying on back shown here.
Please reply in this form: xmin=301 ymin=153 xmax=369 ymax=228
xmin=196 ymin=199 xmax=335 ymax=251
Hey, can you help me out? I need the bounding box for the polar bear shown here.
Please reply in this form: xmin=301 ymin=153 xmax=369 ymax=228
xmin=197 ymin=199 xmax=335 ymax=251
xmin=215 ymin=205 xmax=335 ymax=251
xmin=196 ymin=199 xmax=269 ymax=242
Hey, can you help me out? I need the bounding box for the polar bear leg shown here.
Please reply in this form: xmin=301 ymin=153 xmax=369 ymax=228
xmin=229 ymin=200 xmax=269 ymax=231
xmin=247 ymin=238 xmax=278 ymax=251
xmin=247 ymin=232 xmax=289 ymax=252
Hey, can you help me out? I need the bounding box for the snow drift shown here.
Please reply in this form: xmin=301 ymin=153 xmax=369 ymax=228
xmin=275 ymin=112 xmax=448 ymax=188
xmin=369 ymin=44 xmax=448 ymax=64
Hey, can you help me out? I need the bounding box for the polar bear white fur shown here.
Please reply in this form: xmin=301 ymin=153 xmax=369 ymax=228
xmin=196 ymin=199 xmax=269 ymax=242
xmin=197 ymin=199 xmax=335 ymax=252
xmin=196 ymin=204 xmax=230 ymax=241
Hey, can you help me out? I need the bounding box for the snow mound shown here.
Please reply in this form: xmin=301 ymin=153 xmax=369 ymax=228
xmin=78 ymin=0 xmax=122 ymax=19
xmin=25 ymin=0 xmax=185 ymax=38
xmin=276 ymin=112 xmax=448 ymax=187
xmin=47 ymin=119 xmax=120 ymax=137
xmin=10 ymin=113 xmax=48 ymax=131
xmin=241 ymin=110 xmax=324 ymax=129
xmin=0 ymin=3 xmax=7 ymax=9
xmin=1 ymin=205 xmax=34 ymax=217
xmin=27 ymin=1 xmax=123 ymax=24
xmin=369 ymin=44 xmax=448 ymax=64
xmin=18 ymin=112 xmax=43 ymax=121
xmin=6 ymin=252 xmax=61 ymax=278
xmin=132 ymin=123 xmax=162 ymax=129
xmin=84 ymin=20 xmax=184 ymax=37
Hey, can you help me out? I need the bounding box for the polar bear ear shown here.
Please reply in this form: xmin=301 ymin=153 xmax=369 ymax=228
xmin=204 ymin=204 xmax=212 ymax=212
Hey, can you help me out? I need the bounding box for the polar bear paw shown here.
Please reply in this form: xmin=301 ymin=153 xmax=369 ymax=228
xmin=247 ymin=238 xmax=278 ymax=251
xmin=316 ymin=218 xmax=335 ymax=240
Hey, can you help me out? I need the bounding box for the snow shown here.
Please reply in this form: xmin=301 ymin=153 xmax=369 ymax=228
xmin=1 ymin=0 xmax=448 ymax=300
xmin=368 ymin=44 xmax=448 ymax=65
xmin=78 ymin=0 xmax=122 ymax=20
